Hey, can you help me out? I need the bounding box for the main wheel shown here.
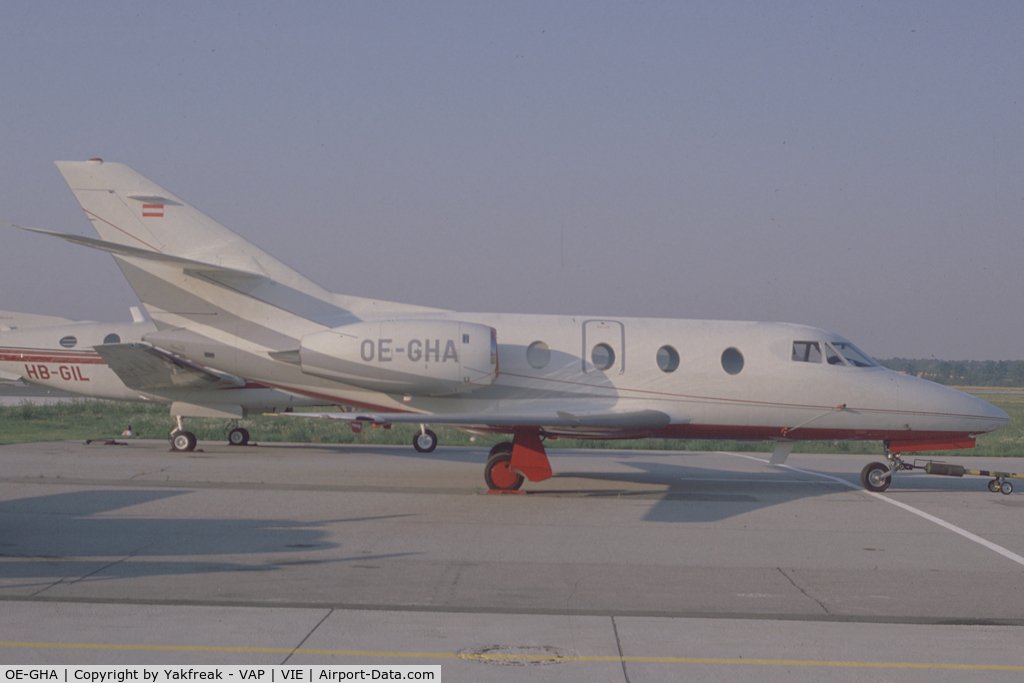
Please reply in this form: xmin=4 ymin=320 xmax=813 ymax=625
xmin=860 ymin=462 xmax=891 ymax=492
xmin=485 ymin=446 xmax=524 ymax=491
xmin=228 ymin=427 xmax=250 ymax=446
xmin=171 ymin=431 xmax=198 ymax=452
xmin=1001 ymin=481 xmax=1013 ymax=495
xmin=413 ymin=429 xmax=438 ymax=453
xmin=988 ymin=479 xmax=1000 ymax=493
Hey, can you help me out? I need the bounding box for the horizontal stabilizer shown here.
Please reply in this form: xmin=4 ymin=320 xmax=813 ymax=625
xmin=11 ymin=224 xmax=266 ymax=278
xmin=94 ymin=343 xmax=245 ymax=392
xmin=13 ymin=224 xmax=356 ymax=325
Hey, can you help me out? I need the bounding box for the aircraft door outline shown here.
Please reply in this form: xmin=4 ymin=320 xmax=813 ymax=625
xmin=582 ymin=319 xmax=625 ymax=374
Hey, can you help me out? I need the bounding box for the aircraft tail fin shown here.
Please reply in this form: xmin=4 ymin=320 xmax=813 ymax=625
xmin=52 ymin=160 xmax=439 ymax=330
xmin=54 ymin=159 xmax=325 ymax=297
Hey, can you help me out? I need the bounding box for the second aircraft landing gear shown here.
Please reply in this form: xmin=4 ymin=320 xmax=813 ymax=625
xmin=169 ymin=415 xmax=197 ymax=452
xmin=228 ymin=427 xmax=250 ymax=445
xmin=169 ymin=416 xmax=255 ymax=451
xmin=228 ymin=419 xmax=250 ymax=446
xmin=413 ymin=426 xmax=438 ymax=453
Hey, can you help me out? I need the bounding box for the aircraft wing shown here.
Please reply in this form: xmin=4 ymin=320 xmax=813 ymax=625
xmin=278 ymin=407 xmax=676 ymax=432
xmin=93 ymin=343 xmax=246 ymax=392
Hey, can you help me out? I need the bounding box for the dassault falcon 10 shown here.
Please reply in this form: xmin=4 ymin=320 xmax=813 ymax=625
xmin=16 ymin=159 xmax=1009 ymax=491
xmin=0 ymin=308 xmax=323 ymax=448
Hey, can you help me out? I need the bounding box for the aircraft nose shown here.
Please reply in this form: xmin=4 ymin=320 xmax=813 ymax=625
xmin=978 ymin=396 xmax=1011 ymax=432
xmin=897 ymin=374 xmax=1009 ymax=435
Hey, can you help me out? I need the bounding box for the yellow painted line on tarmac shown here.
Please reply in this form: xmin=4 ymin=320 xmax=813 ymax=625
xmin=3 ymin=641 xmax=1024 ymax=670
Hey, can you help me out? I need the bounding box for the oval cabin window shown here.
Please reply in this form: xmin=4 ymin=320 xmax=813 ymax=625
xmin=721 ymin=347 xmax=744 ymax=375
xmin=591 ymin=343 xmax=615 ymax=370
xmin=526 ymin=341 xmax=551 ymax=369
xmin=657 ymin=345 xmax=679 ymax=372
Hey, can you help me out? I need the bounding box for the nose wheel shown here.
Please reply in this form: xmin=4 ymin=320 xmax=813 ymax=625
xmin=860 ymin=461 xmax=892 ymax=492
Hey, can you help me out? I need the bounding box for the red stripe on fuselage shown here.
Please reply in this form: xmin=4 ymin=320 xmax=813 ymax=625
xmin=0 ymin=348 xmax=106 ymax=364
xmin=499 ymin=371 xmax=989 ymax=422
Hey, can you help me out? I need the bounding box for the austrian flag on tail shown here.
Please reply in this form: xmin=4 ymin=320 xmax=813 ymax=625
xmin=142 ymin=204 xmax=164 ymax=218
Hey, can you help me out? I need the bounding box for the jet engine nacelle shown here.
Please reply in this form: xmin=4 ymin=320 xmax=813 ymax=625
xmin=298 ymin=320 xmax=498 ymax=396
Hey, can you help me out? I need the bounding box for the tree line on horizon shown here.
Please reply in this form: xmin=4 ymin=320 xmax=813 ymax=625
xmin=877 ymin=358 xmax=1024 ymax=387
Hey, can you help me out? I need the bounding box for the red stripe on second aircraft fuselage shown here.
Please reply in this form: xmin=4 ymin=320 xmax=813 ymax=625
xmin=0 ymin=348 xmax=106 ymax=364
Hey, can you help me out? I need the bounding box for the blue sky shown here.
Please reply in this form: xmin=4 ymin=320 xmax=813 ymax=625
xmin=1 ymin=1 xmax=1021 ymax=360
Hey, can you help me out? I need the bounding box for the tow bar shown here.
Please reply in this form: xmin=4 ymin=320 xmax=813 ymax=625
xmin=862 ymin=458 xmax=1023 ymax=494
xmin=917 ymin=460 xmax=1022 ymax=495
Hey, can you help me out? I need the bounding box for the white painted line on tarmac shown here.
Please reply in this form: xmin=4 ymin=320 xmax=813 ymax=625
xmin=722 ymin=452 xmax=1024 ymax=569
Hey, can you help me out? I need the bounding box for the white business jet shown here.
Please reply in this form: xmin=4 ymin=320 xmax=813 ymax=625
xmin=14 ymin=159 xmax=1009 ymax=491
xmin=0 ymin=307 xmax=322 ymax=449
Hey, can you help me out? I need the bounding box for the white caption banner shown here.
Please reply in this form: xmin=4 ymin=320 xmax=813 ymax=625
xmin=1 ymin=668 xmax=440 ymax=683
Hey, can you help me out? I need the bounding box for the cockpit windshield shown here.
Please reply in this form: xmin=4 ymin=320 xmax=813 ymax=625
xmin=828 ymin=342 xmax=876 ymax=368
xmin=792 ymin=341 xmax=822 ymax=363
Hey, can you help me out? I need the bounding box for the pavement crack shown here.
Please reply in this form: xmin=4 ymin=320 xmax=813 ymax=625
xmin=282 ymin=608 xmax=333 ymax=665
xmin=29 ymin=578 xmax=70 ymax=598
xmin=29 ymin=551 xmax=140 ymax=596
xmin=611 ymin=615 xmax=631 ymax=683
xmin=130 ymin=466 xmax=171 ymax=480
xmin=69 ymin=553 xmax=139 ymax=585
xmin=777 ymin=567 xmax=831 ymax=615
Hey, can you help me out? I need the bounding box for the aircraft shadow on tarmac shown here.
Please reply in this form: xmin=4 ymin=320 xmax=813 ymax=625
xmin=299 ymin=443 xmax=853 ymax=523
xmin=550 ymin=459 xmax=848 ymax=523
xmin=0 ymin=489 xmax=420 ymax=585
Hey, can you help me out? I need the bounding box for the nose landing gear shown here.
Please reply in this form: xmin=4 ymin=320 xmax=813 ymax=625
xmin=860 ymin=443 xmax=1020 ymax=494
xmin=860 ymin=461 xmax=893 ymax=492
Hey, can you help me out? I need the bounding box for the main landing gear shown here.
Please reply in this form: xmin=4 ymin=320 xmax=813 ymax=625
xmin=860 ymin=443 xmax=1021 ymax=494
xmin=485 ymin=442 xmax=523 ymax=491
xmin=484 ymin=430 xmax=553 ymax=492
